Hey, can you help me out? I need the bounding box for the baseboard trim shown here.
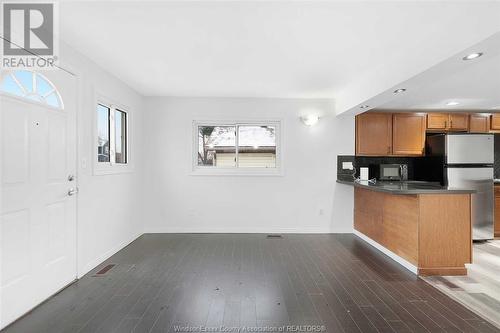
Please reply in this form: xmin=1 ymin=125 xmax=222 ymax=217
xmin=78 ymin=232 xmax=142 ymax=278
xmin=143 ymin=228 xmax=354 ymax=234
xmin=353 ymin=230 xmax=418 ymax=275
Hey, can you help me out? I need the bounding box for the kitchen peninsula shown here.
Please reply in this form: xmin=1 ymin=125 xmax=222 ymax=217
xmin=338 ymin=180 xmax=475 ymax=276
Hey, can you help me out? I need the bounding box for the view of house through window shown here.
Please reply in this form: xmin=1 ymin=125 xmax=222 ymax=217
xmin=97 ymin=104 xmax=111 ymax=162
xmin=198 ymin=126 xmax=236 ymax=167
xmin=97 ymin=103 xmax=128 ymax=165
xmin=197 ymin=123 xmax=278 ymax=168
xmin=115 ymin=110 xmax=127 ymax=164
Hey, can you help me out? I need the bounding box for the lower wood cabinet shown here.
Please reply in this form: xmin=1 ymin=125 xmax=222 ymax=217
xmin=354 ymin=188 xmax=472 ymax=276
xmin=495 ymin=185 xmax=500 ymax=237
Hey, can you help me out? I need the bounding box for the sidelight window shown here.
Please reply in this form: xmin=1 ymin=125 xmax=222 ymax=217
xmin=96 ymin=103 xmax=128 ymax=166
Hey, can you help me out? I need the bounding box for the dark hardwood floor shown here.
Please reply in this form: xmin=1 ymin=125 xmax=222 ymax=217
xmin=2 ymin=234 xmax=499 ymax=333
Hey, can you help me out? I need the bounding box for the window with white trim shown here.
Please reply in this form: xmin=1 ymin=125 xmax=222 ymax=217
xmin=1 ymin=70 xmax=63 ymax=109
xmin=193 ymin=121 xmax=281 ymax=175
xmin=97 ymin=103 xmax=128 ymax=165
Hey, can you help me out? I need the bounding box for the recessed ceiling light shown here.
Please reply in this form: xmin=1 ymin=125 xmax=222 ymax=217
xmin=462 ymin=52 xmax=483 ymax=61
xmin=393 ymin=88 xmax=406 ymax=94
xmin=360 ymin=105 xmax=370 ymax=109
xmin=446 ymin=101 xmax=459 ymax=106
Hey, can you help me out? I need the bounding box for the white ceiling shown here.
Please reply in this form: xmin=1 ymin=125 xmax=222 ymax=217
xmin=59 ymin=1 xmax=500 ymax=111
xmin=379 ymin=37 xmax=500 ymax=111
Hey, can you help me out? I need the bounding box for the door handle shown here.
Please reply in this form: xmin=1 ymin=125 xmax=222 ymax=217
xmin=68 ymin=188 xmax=79 ymax=196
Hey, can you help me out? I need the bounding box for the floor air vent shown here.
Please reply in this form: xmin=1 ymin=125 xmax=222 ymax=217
xmin=93 ymin=264 xmax=116 ymax=276
xmin=266 ymin=234 xmax=283 ymax=239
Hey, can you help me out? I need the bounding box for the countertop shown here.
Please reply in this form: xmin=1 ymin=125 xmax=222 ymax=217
xmin=337 ymin=179 xmax=476 ymax=194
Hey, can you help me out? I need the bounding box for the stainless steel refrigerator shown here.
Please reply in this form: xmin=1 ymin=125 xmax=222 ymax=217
xmin=426 ymin=133 xmax=494 ymax=240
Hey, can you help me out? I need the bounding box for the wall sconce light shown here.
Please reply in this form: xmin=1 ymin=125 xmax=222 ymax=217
xmin=300 ymin=115 xmax=320 ymax=126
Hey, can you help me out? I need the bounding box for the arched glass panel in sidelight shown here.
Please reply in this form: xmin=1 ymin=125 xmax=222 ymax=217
xmin=1 ymin=70 xmax=64 ymax=109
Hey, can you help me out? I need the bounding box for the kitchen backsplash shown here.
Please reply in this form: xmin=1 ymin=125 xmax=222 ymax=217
xmin=337 ymin=155 xmax=443 ymax=183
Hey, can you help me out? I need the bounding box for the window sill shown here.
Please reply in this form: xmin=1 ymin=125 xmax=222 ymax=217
xmin=93 ymin=163 xmax=134 ymax=176
xmin=191 ymin=167 xmax=283 ymax=177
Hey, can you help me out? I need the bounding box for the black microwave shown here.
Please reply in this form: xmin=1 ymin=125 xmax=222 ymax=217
xmin=379 ymin=164 xmax=408 ymax=181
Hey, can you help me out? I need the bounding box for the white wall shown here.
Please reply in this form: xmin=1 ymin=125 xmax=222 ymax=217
xmin=143 ymin=97 xmax=354 ymax=233
xmin=59 ymin=42 xmax=144 ymax=277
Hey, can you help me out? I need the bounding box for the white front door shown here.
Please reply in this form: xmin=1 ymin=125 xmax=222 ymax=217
xmin=0 ymin=69 xmax=77 ymax=329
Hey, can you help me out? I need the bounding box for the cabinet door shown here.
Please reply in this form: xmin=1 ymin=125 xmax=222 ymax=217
xmin=491 ymin=114 xmax=500 ymax=131
xmin=427 ymin=113 xmax=448 ymax=130
xmin=392 ymin=113 xmax=426 ymax=156
xmin=495 ymin=186 xmax=500 ymax=237
xmin=356 ymin=113 xmax=392 ymax=156
xmin=449 ymin=114 xmax=469 ymax=131
xmin=469 ymin=114 xmax=490 ymax=133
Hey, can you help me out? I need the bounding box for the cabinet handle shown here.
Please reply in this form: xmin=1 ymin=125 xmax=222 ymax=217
xmin=450 ymin=120 xmax=453 ymax=128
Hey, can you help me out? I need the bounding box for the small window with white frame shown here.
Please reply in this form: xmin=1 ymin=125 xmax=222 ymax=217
xmin=193 ymin=120 xmax=282 ymax=175
xmin=96 ymin=100 xmax=129 ymax=173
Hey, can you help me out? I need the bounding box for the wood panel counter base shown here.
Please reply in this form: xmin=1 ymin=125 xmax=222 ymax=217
xmin=354 ymin=187 xmax=472 ymax=276
xmin=418 ymin=267 xmax=467 ymax=276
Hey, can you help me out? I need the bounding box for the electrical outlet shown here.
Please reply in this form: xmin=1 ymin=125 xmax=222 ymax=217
xmin=342 ymin=161 xmax=354 ymax=170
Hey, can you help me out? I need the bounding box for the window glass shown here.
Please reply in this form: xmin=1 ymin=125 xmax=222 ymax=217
xmin=45 ymin=92 xmax=60 ymax=108
xmin=97 ymin=104 xmax=110 ymax=162
xmin=1 ymin=74 xmax=24 ymax=97
xmin=1 ymin=70 xmax=63 ymax=109
xmin=195 ymin=123 xmax=279 ymax=171
xmin=115 ymin=110 xmax=127 ymax=164
xmin=238 ymin=125 xmax=276 ymax=168
xmin=198 ymin=126 xmax=236 ymax=167
xmin=36 ymin=74 xmax=53 ymax=96
xmin=14 ymin=70 xmax=33 ymax=93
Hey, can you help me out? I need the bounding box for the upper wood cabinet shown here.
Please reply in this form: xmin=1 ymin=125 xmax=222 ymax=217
xmin=356 ymin=111 xmax=492 ymax=157
xmin=449 ymin=114 xmax=468 ymax=131
xmin=427 ymin=113 xmax=449 ymax=130
xmin=491 ymin=114 xmax=500 ymax=131
xmin=469 ymin=114 xmax=490 ymax=133
xmin=356 ymin=112 xmax=426 ymax=156
xmin=427 ymin=113 xmax=468 ymax=132
xmin=356 ymin=113 xmax=392 ymax=156
xmin=392 ymin=113 xmax=426 ymax=156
